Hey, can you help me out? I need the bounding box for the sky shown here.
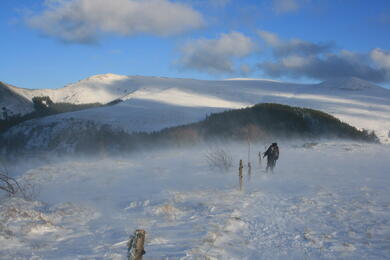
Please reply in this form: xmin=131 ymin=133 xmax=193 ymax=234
xmin=1 ymin=0 xmax=390 ymax=89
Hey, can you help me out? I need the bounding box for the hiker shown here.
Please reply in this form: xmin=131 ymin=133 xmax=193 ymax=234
xmin=263 ymin=143 xmax=279 ymax=172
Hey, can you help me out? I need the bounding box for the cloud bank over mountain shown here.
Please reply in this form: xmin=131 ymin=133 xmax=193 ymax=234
xmin=257 ymin=30 xmax=390 ymax=83
xmin=173 ymin=29 xmax=390 ymax=84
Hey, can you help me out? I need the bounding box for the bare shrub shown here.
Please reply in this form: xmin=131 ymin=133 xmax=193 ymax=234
xmin=0 ymin=162 xmax=34 ymax=199
xmin=205 ymin=148 xmax=233 ymax=172
xmin=0 ymin=173 xmax=23 ymax=197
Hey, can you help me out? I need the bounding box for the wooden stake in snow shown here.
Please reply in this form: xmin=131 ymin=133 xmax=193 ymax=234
xmin=239 ymin=160 xmax=243 ymax=190
xmin=258 ymin=152 xmax=262 ymax=165
xmin=127 ymin=229 xmax=146 ymax=260
xmin=248 ymin=161 xmax=252 ymax=177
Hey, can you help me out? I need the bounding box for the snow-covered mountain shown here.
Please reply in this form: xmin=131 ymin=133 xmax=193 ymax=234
xmin=1 ymin=74 xmax=390 ymax=143
xmin=317 ymin=77 xmax=383 ymax=91
xmin=0 ymin=82 xmax=34 ymax=117
xmin=1 ymin=74 xmax=133 ymax=112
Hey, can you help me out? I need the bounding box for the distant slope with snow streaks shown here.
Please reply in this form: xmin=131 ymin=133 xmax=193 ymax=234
xmin=1 ymin=74 xmax=390 ymax=142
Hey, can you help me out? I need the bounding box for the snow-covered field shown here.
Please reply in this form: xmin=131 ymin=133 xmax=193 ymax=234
xmin=1 ymin=141 xmax=389 ymax=259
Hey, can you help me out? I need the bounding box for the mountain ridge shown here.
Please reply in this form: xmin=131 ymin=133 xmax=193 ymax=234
xmin=317 ymin=77 xmax=383 ymax=91
xmin=1 ymin=74 xmax=388 ymax=112
xmin=1 ymin=74 xmax=389 ymax=142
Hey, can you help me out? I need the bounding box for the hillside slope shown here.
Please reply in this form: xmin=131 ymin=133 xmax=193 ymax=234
xmin=0 ymin=82 xmax=33 ymax=116
xmin=1 ymin=74 xmax=390 ymax=142
xmin=0 ymin=74 xmax=133 ymax=117
xmin=160 ymin=103 xmax=378 ymax=142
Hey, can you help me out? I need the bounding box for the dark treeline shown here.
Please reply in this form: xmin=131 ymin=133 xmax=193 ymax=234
xmin=0 ymin=96 xmax=101 ymax=134
xmin=0 ymin=103 xmax=379 ymax=158
xmin=152 ymin=103 xmax=379 ymax=145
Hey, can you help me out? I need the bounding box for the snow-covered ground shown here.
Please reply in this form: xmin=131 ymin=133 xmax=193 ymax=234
xmin=1 ymin=141 xmax=389 ymax=259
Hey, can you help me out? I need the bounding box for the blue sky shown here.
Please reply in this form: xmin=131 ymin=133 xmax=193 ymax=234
xmin=1 ymin=0 xmax=390 ymax=89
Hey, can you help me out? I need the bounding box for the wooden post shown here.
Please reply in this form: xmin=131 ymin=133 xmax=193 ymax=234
xmin=128 ymin=229 xmax=146 ymax=260
xmin=258 ymin=152 xmax=262 ymax=165
xmin=247 ymin=138 xmax=251 ymax=163
xmin=239 ymin=160 xmax=243 ymax=191
xmin=247 ymin=161 xmax=252 ymax=178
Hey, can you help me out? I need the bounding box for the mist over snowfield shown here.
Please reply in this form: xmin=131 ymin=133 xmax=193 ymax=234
xmin=1 ymin=141 xmax=389 ymax=259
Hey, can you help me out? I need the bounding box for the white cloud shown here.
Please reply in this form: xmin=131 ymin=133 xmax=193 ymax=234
xmin=281 ymin=55 xmax=309 ymax=68
xmin=258 ymin=30 xmax=281 ymax=46
xmin=258 ymin=29 xmax=332 ymax=57
xmin=26 ymin=0 xmax=204 ymax=43
xmin=177 ymin=32 xmax=255 ymax=74
xmin=371 ymin=48 xmax=390 ymax=69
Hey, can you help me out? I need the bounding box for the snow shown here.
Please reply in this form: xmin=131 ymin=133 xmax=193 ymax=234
xmin=3 ymin=74 xmax=389 ymax=145
xmin=0 ymin=82 xmax=34 ymax=117
xmin=121 ymin=88 xmax=249 ymax=108
xmin=317 ymin=77 xmax=382 ymax=91
xmin=1 ymin=141 xmax=390 ymax=259
xmin=1 ymin=74 xmax=390 ymax=142
xmin=225 ymin=78 xmax=284 ymax=82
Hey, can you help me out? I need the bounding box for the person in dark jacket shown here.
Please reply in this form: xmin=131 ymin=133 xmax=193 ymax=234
xmin=263 ymin=143 xmax=279 ymax=172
